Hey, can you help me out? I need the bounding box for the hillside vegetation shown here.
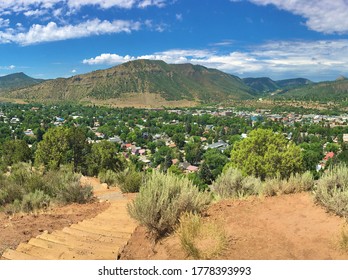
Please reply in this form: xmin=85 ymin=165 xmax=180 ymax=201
xmin=0 ymin=73 xmax=44 ymax=91
xmin=4 ymin=60 xmax=254 ymax=103
xmin=277 ymin=78 xmax=348 ymax=101
xmin=243 ymin=77 xmax=313 ymax=94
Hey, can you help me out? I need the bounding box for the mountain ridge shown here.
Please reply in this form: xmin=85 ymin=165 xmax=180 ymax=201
xmin=2 ymin=60 xmax=255 ymax=103
xmin=0 ymin=72 xmax=44 ymax=91
xmin=2 ymin=60 xmax=348 ymax=104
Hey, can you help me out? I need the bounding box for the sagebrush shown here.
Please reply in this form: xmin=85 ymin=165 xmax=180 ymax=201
xmin=127 ymin=171 xmax=212 ymax=239
xmin=314 ymin=164 xmax=348 ymax=218
xmin=211 ymin=167 xmax=261 ymax=199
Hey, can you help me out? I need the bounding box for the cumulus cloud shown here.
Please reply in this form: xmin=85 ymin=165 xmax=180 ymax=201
xmin=82 ymin=40 xmax=348 ymax=80
xmin=248 ymin=0 xmax=348 ymax=34
xmin=0 ymin=65 xmax=15 ymax=70
xmin=0 ymin=19 xmax=141 ymax=45
xmin=0 ymin=0 xmax=167 ymax=14
xmin=0 ymin=17 xmax=10 ymax=27
xmin=0 ymin=0 xmax=167 ymax=45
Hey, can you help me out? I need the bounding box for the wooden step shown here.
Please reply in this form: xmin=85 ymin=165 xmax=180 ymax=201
xmin=70 ymin=223 xmax=132 ymax=237
xmin=62 ymin=226 xmax=131 ymax=239
xmin=36 ymin=231 xmax=125 ymax=249
xmin=28 ymin=238 xmax=118 ymax=260
xmin=2 ymin=249 xmax=46 ymax=260
xmin=78 ymin=220 xmax=136 ymax=232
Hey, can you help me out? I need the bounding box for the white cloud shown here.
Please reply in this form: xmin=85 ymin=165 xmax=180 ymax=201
xmin=23 ymin=9 xmax=48 ymax=17
xmin=248 ymin=0 xmax=348 ymax=34
xmin=0 ymin=65 xmax=15 ymax=70
xmin=0 ymin=19 xmax=141 ymax=45
xmin=71 ymin=69 xmax=77 ymax=73
xmin=0 ymin=17 xmax=10 ymax=27
xmin=82 ymin=40 xmax=348 ymax=80
xmin=175 ymin=13 xmax=183 ymax=21
xmin=0 ymin=0 xmax=167 ymax=45
xmin=137 ymin=0 xmax=166 ymax=8
xmin=0 ymin=0 xmax=167 ymax=14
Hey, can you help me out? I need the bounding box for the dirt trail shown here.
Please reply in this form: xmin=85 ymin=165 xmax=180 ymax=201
xmin=1 ymin=177 xmax=137 ymax=260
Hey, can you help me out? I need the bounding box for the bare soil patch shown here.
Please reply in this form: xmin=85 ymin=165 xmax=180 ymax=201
xmin=119 ymin=192 xmax=348 ymax=260
xmin=82 ymin=93 xmax=198 ymax=108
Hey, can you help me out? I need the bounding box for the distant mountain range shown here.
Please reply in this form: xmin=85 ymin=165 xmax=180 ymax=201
xmin=242 ymin=77 xmax=313 ymax=94
xmin=0 ymin=72 xmax=44 ymax=91
xmin=1 ymin=60 xmax=348 ymax=104
xmin=1 ymin=60 xmax=254 ymax=103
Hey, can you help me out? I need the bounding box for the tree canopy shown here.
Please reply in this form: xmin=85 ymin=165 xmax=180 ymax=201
xmin=228 ymin=128 xmax=303 ymax=180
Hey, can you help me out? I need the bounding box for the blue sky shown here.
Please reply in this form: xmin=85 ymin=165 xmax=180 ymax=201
xmin=1 ymin=0 xmax=348 ymax=81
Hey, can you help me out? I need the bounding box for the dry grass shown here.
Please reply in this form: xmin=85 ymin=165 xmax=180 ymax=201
xmin=338 ymin=223 xmax=348 ymax=252
xmin=176 ymin=212 xmax=228 ymax=260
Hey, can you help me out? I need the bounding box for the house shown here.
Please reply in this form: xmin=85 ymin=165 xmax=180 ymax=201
xmin=95 ymin=132 xmax=105 ymax=139
xmin=186 ymin=165 xmax=199 ymax=173
xmin=109 ymin=136 xmax=122 ymax=144
xmin=179 ymin=162 xmax=191 ymax=170
xmin=205 ymin=125 xmax=214 ymax=131
xmin=204 ymin=140 xmax=228 ymax=152
xmin=24 ymin=129 xmax=34 ymax=137
xmin=343 ymin=134 xmax=348 ymax=143
xmin=122 ymin=143 xmax=132 ymax=150
xmin=323 ymin=152 xmax=335 ymax=161
xmin=10 ymin=117 xmax=20 ymax=124
xmin=55 ymin=117 xmax=65 ymax=122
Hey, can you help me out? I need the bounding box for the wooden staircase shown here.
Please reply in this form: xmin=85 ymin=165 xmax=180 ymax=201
xmin=1 ymin=181 xmax=137 ymax=260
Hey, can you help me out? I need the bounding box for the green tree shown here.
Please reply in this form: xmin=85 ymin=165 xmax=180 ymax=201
xmin=228 ymin=128 xmax=303 ymax=180
xmin=184 ymin=142 xmax=203 ymax=165
xmin=172 ymin=133 xmax=186 ymax=149
xmin=325 ymin=143 xmax=340 ymax=153
xmin=35 ymin=126 xmax=70 ymax=170
xmin=198 ymin=161 xmax=214 ymax=185
xmin=203 ymin=149 xmax=229 ymax=180
xmin=2 ymin=139 xmax=32 ymax=166
xmin=67 ymin=126 xmax=90 ymax=173
xmin=35 ymin=126 xmax=89 ymax=172
xmin=87 ymin=141 xmax=125 ymax=176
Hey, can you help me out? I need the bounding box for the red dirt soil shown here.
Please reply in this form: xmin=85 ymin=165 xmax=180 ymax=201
xmin=119 ymin=192 xmax=348 ymax=260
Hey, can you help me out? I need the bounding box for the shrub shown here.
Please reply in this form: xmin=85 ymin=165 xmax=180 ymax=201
xmin=21 ymin=190 xmax=50 ymax=213
xmin=314 ymin=164 xmax=348 ymax=218
xmin=258 ymin=172 xmax=314 ymax=197
xmin=44 ymin=166 xmax=93 ymax=204
xmin=211 ymin=167 xmax=261 ymax=199
xmin=8 ymin=162 xmax=34 ymax=188
xmin=259 ymin=177 xmax=282 ymax=197
xmin=176 ymin=212 xmax=227 ymax=260
xmin=116 ymin=166 xmax=144 ymax=193
xmin=98 ymin=170 xmax=118 ymax=187
xmin=281 ymin=172 xmax=314 ymax=194
xmin=127 ymin=171 xmax=212 ymax=240
xmin=55 ymin=171 xmax=93 ymax=204
xmin=0 ymin=177 xmax=24 ymax=205
xmin=3 ymin=199 xmax=21 ymax=215
xmin=339 ymin=224 xmax=348 ymax=251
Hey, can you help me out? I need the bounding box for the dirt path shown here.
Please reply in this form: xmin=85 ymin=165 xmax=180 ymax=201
xmin=1 ymin=177 xmax=137 ymax=260
xmin=119 ymin=192 xmax=348 ymax=260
